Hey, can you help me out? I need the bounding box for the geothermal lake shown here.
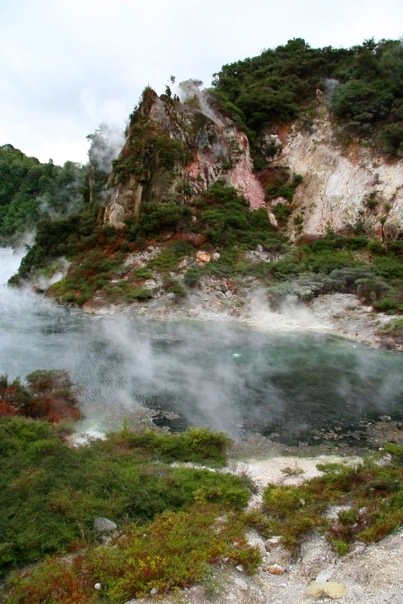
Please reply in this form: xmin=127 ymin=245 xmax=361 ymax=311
xmin=1 ymin=247 xmax=402 ymax=444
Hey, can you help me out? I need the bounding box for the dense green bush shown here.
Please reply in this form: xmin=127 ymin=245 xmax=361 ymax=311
xmin=137 ymin=202 xmax=192 ymax=235
xmin=379 ymin=123 xmax=403 ymax=156
xmin=0 ymin=145 xmax=86 ymax=243
xmin=197 ymin=181 xmax=285 ymax=250
xmin=332 ymin=79 xmax=394 ymax=134
xmin=213 ymin=37 xmax=403 ymax=157
xmin=265 ymin=173 xmax=303 ymax=202
xmin=154 ymin=135 xmax=190 ymax=169
xmin=0 ymin=417 xmax=251 ymax=575
xmin=124 ymin=287 xmax=153 ymax=302
xmin=117 ymin=427 xmax=231 ymax=466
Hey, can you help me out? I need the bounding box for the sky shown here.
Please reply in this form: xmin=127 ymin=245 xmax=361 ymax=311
xmin=1 ymin=0 xmax=402 ymax=166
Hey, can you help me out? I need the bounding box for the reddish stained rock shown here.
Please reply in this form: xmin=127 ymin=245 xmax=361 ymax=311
xmin=195 ymin=251 xmax=211 ymax=264
xmin=267 ymin=564 xmax=286 ymax=575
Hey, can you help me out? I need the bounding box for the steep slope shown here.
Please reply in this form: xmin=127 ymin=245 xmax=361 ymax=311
xmin=272 ymin=99 xmax=403 ymax=239
xmin=103 ymin=86 xmax=403 ymax=242
xmin=103 ymin=86 xmax=266 ymax=229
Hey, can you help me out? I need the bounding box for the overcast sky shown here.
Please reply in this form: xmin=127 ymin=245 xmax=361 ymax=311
xmin=1 ymin=0 xmax=402 ymax=166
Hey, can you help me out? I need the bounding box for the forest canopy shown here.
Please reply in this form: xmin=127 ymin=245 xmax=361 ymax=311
xmin=212 ymin=37 xmax=403 ymax=156
xmin=0 ymin=144 xmax=86 ymax=243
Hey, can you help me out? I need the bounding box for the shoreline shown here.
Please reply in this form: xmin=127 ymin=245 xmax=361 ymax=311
xmin=84 ymin=287 xmax=400 ymax=351
xmin=78 ymin=288 xmax=403 ymax=458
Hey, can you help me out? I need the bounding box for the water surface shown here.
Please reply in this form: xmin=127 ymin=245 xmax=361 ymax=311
xmin=1 ymin=248 xmax=402 ymax=444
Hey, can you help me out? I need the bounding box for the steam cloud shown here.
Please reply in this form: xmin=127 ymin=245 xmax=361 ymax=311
xmin=87 ymin=122 xmax=125 ymax=173
xmin=178 ymin=79 xmax=225 ymax=127
xmin=1 ymin=247 xmax=402 ymax=443
xmin=323 ymin=78 xmax=340 ymax=105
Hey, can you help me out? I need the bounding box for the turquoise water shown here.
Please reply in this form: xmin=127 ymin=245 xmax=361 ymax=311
xmin=119 ymin=321 xmax=403 ymax=442
xmin=1 ymin=248 xmax=402 ymax=443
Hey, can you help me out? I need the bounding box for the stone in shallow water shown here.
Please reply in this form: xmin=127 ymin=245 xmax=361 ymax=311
xmin=305 ymin=581 xmax=346 ymax=599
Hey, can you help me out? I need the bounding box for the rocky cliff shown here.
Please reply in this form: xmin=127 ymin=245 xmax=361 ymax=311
xmin=103 ymin=85 xmax=266 ymax=229
xmin=103 ymin=86 xmax=403 ymax=241
xmin=277 ymin=98 xmax=403 ymax=240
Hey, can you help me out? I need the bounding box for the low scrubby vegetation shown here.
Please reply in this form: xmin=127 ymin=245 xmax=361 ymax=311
xmin=379 ymin=317 xmax=403 ymax=343
xmin=248 ymin=444 xmax=403 ymax=556
xmin=1 ymin=372 xmax=403 ymax=602
xmin=0 ymin=370 xmax=81 ymax=422
xmin=4 ymin=504 xmax=260 ymax=603
xmin=0 ymin=416 xmax=255 ymax=585
xmin=270 ymin=232 xmax=403 ymax=312
xmin=3 ymin=416 xmax=403 ymax=602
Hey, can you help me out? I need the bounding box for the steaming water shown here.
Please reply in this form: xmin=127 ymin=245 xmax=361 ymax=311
xmin=1 ymin=247 xmax=402 ymax=444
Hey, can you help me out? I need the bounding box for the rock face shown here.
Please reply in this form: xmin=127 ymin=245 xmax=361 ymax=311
xmin=272 ymin=101 xmax=403 ymax=239
xmin=103 ymin=86 xmax=403 ymax=238
xmin=103 ymin=86 xmax=265 ymax=228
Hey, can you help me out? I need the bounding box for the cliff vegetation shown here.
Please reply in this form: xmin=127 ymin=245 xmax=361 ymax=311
xmin=2 ymin=38 xmax=403 ymax=603
xmin=4 ymin=38 xmax=403 ymax=318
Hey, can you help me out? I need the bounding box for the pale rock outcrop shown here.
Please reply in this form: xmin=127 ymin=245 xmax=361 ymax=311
xmin=104 ymin=89 xmax=403 ymax=239
xmin=93 ymin=517 xmax=117 ymax=534
xmin=274 ymin=104 xmax=403 ymax=238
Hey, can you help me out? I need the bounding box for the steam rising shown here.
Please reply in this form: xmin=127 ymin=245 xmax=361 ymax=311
xmin=179 ymin=79 xmax=225 ymax=127
xmin=323 ymin=78 xmax=340 ymax=105
xmin=87 ymin=122 xmax=125 ymax=173
xmin=1 ymin=247 xmax=402 ymax=443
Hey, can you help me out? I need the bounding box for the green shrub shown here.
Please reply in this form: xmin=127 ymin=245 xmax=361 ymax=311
xmin=117 ymin=427 xmax=231 ymax=466
xmin=266 ymin=173 xmax=302 ymax=202
xmin=5 ymin=505 xmax=261 ymax=603
xmin=356 ymin=276 xmax=389 ymax=304
xmin=378 ymin=123 xmax=403 ymax=156
xmin=137 ymin=203 xmax=192 ymax=235
xmin=154 ymin=135 xmax=190 ymax=169
xmin=256 ymin=455 xmax=403 ymax=555
xmin=373 ymin=255 xmax=403 ymax=279
xmin=195 ymin=181 xmax=284 ymax=251
xmin=379 ymin=318 xmax=403 ymax=338
xmin=272 ymin=202 xmax=292 ymax=225
xmin=0 ymin=419 xmax=248 ymax=575
xmin=184 ymin=265 xmax=206 ymax=287
xmin=164 ymin=278 xmax=187 ymax=298
xmin=131 ymin=267 xmax=154 ymax=279
xmin=125 ymin=287 xmax=153 ymax=302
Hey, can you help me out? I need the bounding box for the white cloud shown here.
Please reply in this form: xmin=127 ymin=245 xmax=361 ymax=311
xmin=0 ymin=0 xmax=402 ymax=165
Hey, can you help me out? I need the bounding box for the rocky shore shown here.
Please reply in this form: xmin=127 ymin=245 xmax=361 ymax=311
xmin=85 ymin=275 xmax=400 ymax=351
xmin=80 ymin=285 xmax=403 ymax=604
xmin=128 ymin=527 xmax=403 ymax=604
